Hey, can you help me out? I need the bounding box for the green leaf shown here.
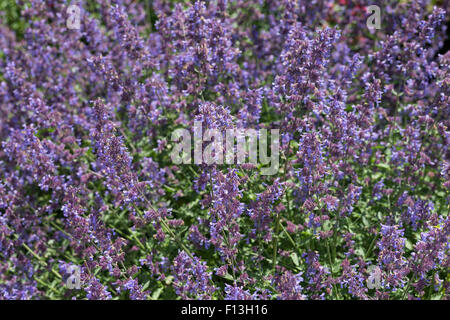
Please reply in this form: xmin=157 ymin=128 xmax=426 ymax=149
xmin=291 ymin=253 xmax=299 ymax=267
xmin=164 ymin=275 xmax=174 ymax=285
xmin=376 ymin=163 xmax=390 ymax=170
xmin=405 ymin=239 xmax=413 ymax=251
xmin=152 ymin=287 xmax=163 ymax=300
xmin=219 ymin=273 xmax=234 ymax=281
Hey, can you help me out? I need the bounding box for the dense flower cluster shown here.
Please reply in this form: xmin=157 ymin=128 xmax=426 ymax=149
xmin=0 ymin=0 xmax=448 ymax=300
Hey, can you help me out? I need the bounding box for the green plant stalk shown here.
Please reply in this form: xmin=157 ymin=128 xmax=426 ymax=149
xmin=144 ymin=0 xmax=152 ymax=32
xmin=22 ymin=242 xmax=62 ymax=280
xmin=326 ymin=239 xmax=340 ymax=300
xmin=273 ymin=151 xmax=291 ymax=273
xmin=401 ymin=244 xmax=440 ymax=300
xmin=279 ymin=222 xmax=298 ymax=250
xmin=365 ymin=234 xmax=378 ymax=259
xmin=133 ymin=196 xmax=224 ymax=299
xmin=272 ymin=212 xmax=281 ymax=273
xmin=35 ymin=277 xmax=60 ymax=295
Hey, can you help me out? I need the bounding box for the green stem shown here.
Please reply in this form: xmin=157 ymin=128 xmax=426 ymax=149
xmin=279 ymin=222 xmax=298 ymax=250
xmin=326 ymin=239 xmax=340 ymax=300
xmin=272 ymin=212 xmax=281 ymax=273
xmin=365 ymin=234 xmax=378 ymax=259
xmin=22 ymin=243 xmax=62 ymax=280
